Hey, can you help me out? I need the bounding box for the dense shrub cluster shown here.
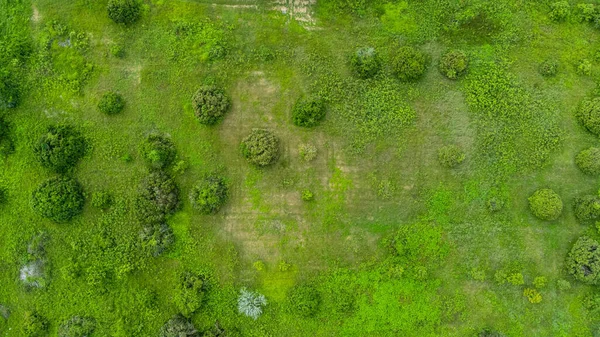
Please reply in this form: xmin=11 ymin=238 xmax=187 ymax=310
xmin=107 ymin=0 xmax=141 ymax=25
xmin=159 ymin=315 xmax=198 ymax=337
xmin=240 ymin=129 xmax=279 ymax=166
xmin=292 ymin=96 xmax=326 ymax=127
xmin=437 ymin=145 xmax=465 ymax=168
xmin=175 ymin=271 xmax=208 ymax=317
xmin=391 ymin=46 xmax=428 ymax=82
xmin=140 ymin=222 xmax=174 ymax=257
xmin=576 ymin=97 xmax=600 ymax=135
xmin=134 ymin=171 xmax=180 ymax=223
xmin=58 ymin=316 xmax=95 ymax=337
xmin=566 ymin=236 xmax=600 ymax=285
xmin=528 ymin=188 xmax=563 ymax=221
xmin=575 ymin=147 xmax=600 ymax=175
xmin=574 ymin=195 xmax=600 ymax=222
xmin=34 ymin=125 xmax=87 ymax=173
xmin=238 ymin=287 xmax=267 ymax=320
xmin=287 ymin=284 xmax=321 ymax=317
xmin=350 ymin=47 xmax=381 ymax=79
xmin=192 ymin=86 xmax=230 ymax=125
xmin=31 ymin=177 xmax=84 ymax=222
xmin=438 ymin=50 xmax=468 ymax=80
xmin=141 ymin=134 xmax=177 ymax=170
xmin=539 ymin=59 xmax=559 ymax=77
xmin=189 ymin=175 xmax=228 ymax=214
xmin=97 ymin=91 xmax=125 ymax=115
xmin=22 ymin=311 xmax=49 ymax=337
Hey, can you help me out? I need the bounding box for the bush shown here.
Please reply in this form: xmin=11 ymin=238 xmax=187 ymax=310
xmin=576 ymin=147 xmax=600 ymax=175
xmin=533 ymin=276 xmax=547 ymax=289
xmin=238 ymin=287 xmax=267 ymax=320
xmin=107 ymin=0 xmax=141 ymax=25
xmin=566 ymin=236 xmax=600 ymax=285
xmin=191 ymin=86 xmax=230 ymax=125
xmin=58 ymin=316 xmax=95 ymax=337
xmin=240 ymin=129 xmax=279 ymax=166
xmin=557 ymin=279 xmax=571 ymax=291
xmin=574 ymin=195 xmax=600 ymax=222
xmin=91 ymin=191 xmax=112 ymax=209
xmin=287 ymin=284 xmax=321 ymax=317
xmin=438 ymin=49 xmax=468 ymax=80
xmin=299 ymin=143 xmax=317 ymax=162
xmin=550 ymin=1 xmax=570 ymax=22
xmin=437 ymin=145 xmax=465 ymax=168
xmin=140 ymin=134 xmax=176 ymax=170
xmin=189 ymin=175 xmax=228 ymax=214
xmin=506 ymin=272 xmax=524 ymax=286
xmin=528 ymin=188 xmax=563 ymax=221
xmin=140 ymin=222 xmax=174 ymax=257
xmin=0 ymin=74 xmax=19 ymax=109
xmin=31 ymin=177 xmax=84 ymax=222
xmin=577 ymin=97 xmax=600 ymax=135
xmin=34 ymin=125 xmax=87 ymax=173
xmin=97 ymin=91 xmax=125 ymax=115
xmin=292 ymin=96 xmax=326 ymax=127
xmin=301 ymin=189 xmax=314 ymax=201
xmin=0 ymin=117 xmax=14 ymax=156
xmin=175 ymin=271 xmax=208 ymax=317
xmin=159 ymin=315 xmax=198 ymax=337
xmin=523 ymin=288 xmax=542 ymax=303
xmin=577 ymin=59 xmax=592 ymax=76
xmin=539 ymin=59 xmax=559 ymax=77
xmin=134 ymin=171 xmax=180 ymax=223
xmin=391 ymin=46 xmax=428 ymax=82
xmin=22 ymin=311 xmax=49 ymax=337
xmin=350 ymin=47 xmax=381 ymax=79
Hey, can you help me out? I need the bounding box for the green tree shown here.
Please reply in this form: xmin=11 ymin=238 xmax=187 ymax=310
xmin=528 ymin=188 xmax=563 ymax=221
xmin=33 ymin=125 xmax=87 ymax=173
xmin=350 ymin=47 xmax=381 ymax=79
xmin=31 ymin=177 xmax=84 ymax=223
xmin=192 ymin=86 xmax=231 ymax=125
xmin=391 ymin=46 xmax=428 ymax=82
xmin=97 ymin=91 xmax=125 ymax=115
xmin=292 ymin=96 xmax=326 ymax=127
xmin=189 ymin=175 xmax=228 ymax=214
xmin=566 ymin=236 xmax=600 ymax=285
xmin=438 ymin=50 xmax=468 ymax=80
xmin=240 ymin=129 xmax=279 ymax=166
xmin=107 ymin=0 xmax=141 ymax=25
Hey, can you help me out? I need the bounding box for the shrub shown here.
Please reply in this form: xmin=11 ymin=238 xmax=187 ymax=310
xmin=557 ymin=279 xmax=571 ymax=291
xmin=189 ymin=175 xmax=228 ymax=214
xmin=438 ymin=49 xmax=468 ymax=80
xmin=533 ymin=276 xmax=547 ymax=289
xmin=175 ymin=271 xmax=208 ymax=317
xmin=576 ymin=147 xmax=600 ymax=175
xmin=350 ymin=47 xmax=381 ymax=79
xmin=91 ymin=191 xmax=112 ymax=209
xmin=539 ymin=59 xmax=559 ymax=77
xmin=107 ymin=0 xmax=141 ymax=25
xmin=577 ymin=59 xmax=592 ymax=76
xmin=528 ymin=188 xmax=563 ymax=221
xmin=0 ymin=74 xmax=20 ymax=109
xmin=287 ymin=284 xmax=321 ymax=317
xmin=140 ymin=134 xmax=176 ymax=169
xmin=567 ymin=236 xmax=600 ymax=285
xmin=240 ymin=129 xmax=279 ymax=166
xmin=506 ymin=272 xmax=525 ymax=286
xmin=0 ymin=117 xmax=14 ymax=156
xmin=577 ymin=97 xmax=600 ymax=135
xmin=31 ymin=177 xmax=84 ymax=222
xmin=134 ymin=171 xmax=180 ymax=223
xmin=34 ymin=125 xmax=87 ymax=173
xmin=292 ymin=96 xmax=326 ymax=127
xmin=253 ymin=260 xmax=265 ymax=271
xmin=97 ymin=91 xmax=124 ymax=115
xmin=22 ymin=311 xmax=49 ymax=337
xmin=191 ymin=86 xmax=230 ymax=125
xmin=577 ymin=3 xmax=596 ymax=22
xmin=299 ymin=143 xmax=317 ymax=162
xmin=279 ymin=261 xmax=291 ymax=272
xmin=139 ymin=222 xmax=174 ymax=257
xmin=301 ymin=189 xmax=314 ymax=201
xmin=438 ymin=145 xmax=465 ymax=168
xmin=391 ymin=46 xmax=428 ymax=82
xmin=238 ymin=287 xmax=267 ymax=320
xmin=58 ymin=316 xmax=95 ymax=337
xmin=159 ymin=315 xmax=198 ymax=337
xmin=523 ymin=288 xmax=542 ymax=303
xmin=574 ymin=195 xmax=600 ymax=222
xmin=550 ymin=1 xmax=570 ymax=22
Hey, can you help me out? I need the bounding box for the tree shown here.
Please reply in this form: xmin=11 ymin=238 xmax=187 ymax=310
xmin=550 ymin=1 xmax=570 ymax=22
xmin=240 ymin=129 xmax=279 ymax=166
xmin=292 ymin=96 xmax=326 ymax=127
xmin=139 ymin=222 xmax=174 ymax=257
xmin=107 ymin=0 xmax=141 ymax=25
xmin=575 ymin=147 xmax=600 ymax=175
xmin=528 ymin=188 xmax=563 ymax=221
xmin=391 ymin=46 xmax=428 ymax=82
xmin=33 ymin=125 xmax=87 ymax=173
xmin=192 ymin=86 xmax=231 ymax=125
xmin=58 ymin=316 xmax=95 ymax=337
xmin=438 ymin=145 xmax=465 ymax=168
xmin=134 ymin=171 xmax=180 ymax=223
xmin=159 ymin=315 xmax=199 ymax=337
xmin=566 ymin=236 xmax=600 ymax=285
xmin=31 ymin=177 xmax=84 ymax=222
xmin=350 ymin=47 xmax=381 ymax=79
xmin=98 ymin=91 xmax=125 ymax=115
xmin=576 ymin=97 xmax=600 ymax=136
xmin=238 ymin=287 xmax=267 ymax=320
xmin=175 ymin=271 xmax=208 ymax=317
xmin=438 ymin=49 xmax=468 ymax=80
xmin=287 ymin=284 xmax=321 ymax=317
xmin=189 ymin=175 xmax=228 ymax=214
xmin=574 ymin=195 xmax=600 ymax=222
xmin=140 ymin=134 xmax=176 ymax=170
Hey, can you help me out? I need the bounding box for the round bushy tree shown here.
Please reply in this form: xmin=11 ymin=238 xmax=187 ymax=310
xmin=34 ymin=125 xmax=87 ymax=173
xmin=576 ymin=147 xmax=600 ymax=175
xmin=240 ymin=129 xmax=279 ymax=166
xmin=528 ymin=188 xmax=563 ymax=221
xmin=567 ymin=236 xmax=600 ymax=285
xmin=31 ymin=177 xmax=84 ymax=223
xmin=438 ymin=49 xmax=468 ymax=80
xmin=287 ymin=284 xmax=321 ymax=317
xmin=98 ymin=91 xmax=125 ymax=115
xmin=438 ymin=145 xmax=465 ymax=168
xmin=58 ymin=316 xmax=95 ymax=337
xmin=392 ymin=46 xmax=428 ymax=82
xmin=576 ymin=97 xmax=600 ymax=136
xmin=574 ymin=195 xmax=600 ymax=222
xmin=107 ymin=0 xmax=141 ymax=25
xmin=189 ymin=175 xmax=228 ymax=214
xmin=350 ymin=47 xmax=381 ymax=79
xmin=192 ymin=86 xmax=231 ymax=125
xmin=292 ymin=96 xmax=326 ymax=127
xmin=140 ymin=134 xmax=176 ymax=169
xmin=134 ymin=171 xmax=180 ymax=223
xmin=159 ymin=315 xmax=198 ymax=337
xmin=539 ymin=59 xmax=559 ymax=77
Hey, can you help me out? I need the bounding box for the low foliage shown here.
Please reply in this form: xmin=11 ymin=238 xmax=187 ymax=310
xmin=478 ymin=328 xmax=506 ymax=337
xmin=575 ymin=147 xmax=600 ymax=175
xmin=175 ymin=271 xmax=208 ymax=317
xmin=34 ymin=125 xmax=87 ymax=173
xmin=438 ymin=145 xmax=465 ymax=168
xmin=0 ymin=73 xmax=20 ymax=109
xmin=523 ymin=288 xmax=542 ymax=304
xmin=140 ymin=134 xmax=177 ymax=170
xmin=192 ymin=86 xmax=230 ymax=125
xmin=238 ymin=288 xmax=267 ymax=320
xmin=566 ymin=236 xmax=600 ymax=285
xmin=189 ymin=175 xmax=228 ymax=214
xmin=58 ymin=316 xmax=95 ymax=337
xmin=302 ymin=189 xmax=314 ymax=201
xmin=528 ymin=188 xmax=563 ymax=221
xmin=22 ymin=311 xmax=49 ymax=337
xmin=139 ymin=222 xmax=174 ymax=257
xmin=91 ymin=190 xmax=112 ymax=209
xmin=438 ymin=49 xmax=468 ymax=79
xmin=539 ymin=59 xmax=559 ymax=77
xmin=240 ymin=129 xmax=279 ymax=166
xmin=107 ymin=0 xmax=141 ymax=25
xmin=97 ymin=91 xmax=124 ymax=115
xmin=292 ymin=96 xmax=326 ymax=127
xmin=577 ymin=97 xmax=600 ymax=136
xmin=159 ymin=315 xmax=198 ymax=337
xmin=573 ymin=195 xmax=600 ymax=222
xmin=31 ymin=176 xmax=85 ymax=222
xmin=391 ymin=46 xmax=428 ymax=82
xmin=350 ymin=47 xmax=381 ymax=79
xmin=299 ymin=143 xmax=317 ymax=162
xmin=134 ymin=171 xmax=180 ymax=223
xmin=287 ymin=284 xmax=321 ymax=317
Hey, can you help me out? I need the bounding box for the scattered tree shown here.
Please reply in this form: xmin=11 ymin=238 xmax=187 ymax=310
xmin=98 ymin=91 xmax=125 ymax=115
xmin=438 ymin=49 xmax=468 ymax=79
xmin=577 ymin=97 xmax=600 ymax=136
xmin=134 ymin=171 xmax=180 ymax=223
xmin=573 ymin=195 xmax=600 ymax=222
xmin=31 ymin=177 xmax=84 ymax=222
xmin=567 ymin=236 xmax=600 ymax=285
xmin=391 ymin=46 xmax=428 ymax=82
xmin=287 ymin=284 xmax=321 ymax=317
xmin=189 ymin=175 xmax=228 ymax=214
xmin=350 ymin=47 xmax=381 ymax=79
xmin=34 ymin=125 xmax=87 ymax=173
xmin=192 ymin=86 xmax=230 ymax=125
xmin=175 ymin=271 xmax=208 ymax=317
xmin=292 ymin=96 xmax=326 ymax=127
xmin=528 ymin=188 xmax=563 ymax=221
xmin=575 ymin=147 xmax=600 ymax=175
xmin=58 ymin=316 xmax=95 ymax=337
xmin=159 ymin=315 xmax=199 ymax=337
xmin=240 ymin=129 xmax=279 ymax=166
xmin=107 ymin=0 xmax=141 ymax=25
xmin=438 ymin=145 xmax=465 ymax=168
xmin=140 ymin=134 xmax=177 ymax=170
xmin=140 ymin=222 xmax=174 ymax=257
xmin=238 ymin=287 xmax=267 ymax=320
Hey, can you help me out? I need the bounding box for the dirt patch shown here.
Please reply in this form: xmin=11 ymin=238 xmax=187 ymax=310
xmin=31 ymin=5 xmax=41 ymax=23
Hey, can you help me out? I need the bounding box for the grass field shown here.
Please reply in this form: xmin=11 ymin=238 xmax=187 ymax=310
xmin=1 ymin=0 xmax=600 ymax=336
